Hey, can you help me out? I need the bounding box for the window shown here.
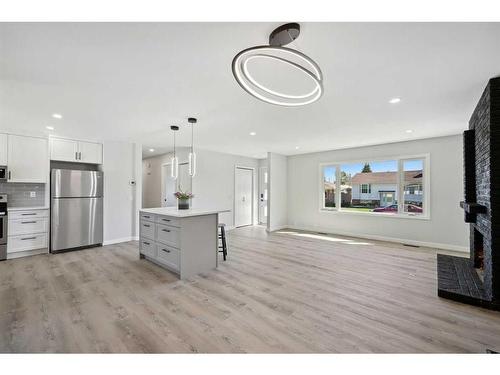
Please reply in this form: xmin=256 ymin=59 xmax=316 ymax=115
xmin=320 ymin=155 xmax=428 ymax=218
xmin=361 ymin=184 xmax=371 ymax=194
xmin=341 ymin=160 xmax=397 ymax=214
xmin=403 ymin=159 xmax=424 ymax=215
xmin=322 ymin=165 xmax=336 ymax=209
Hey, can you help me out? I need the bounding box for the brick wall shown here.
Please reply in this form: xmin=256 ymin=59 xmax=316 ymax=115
xmin=468 ymin=77 xmax=500 ymax=301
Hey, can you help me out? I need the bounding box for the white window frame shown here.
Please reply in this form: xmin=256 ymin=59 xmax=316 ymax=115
xmin=318 ymin=153 xmax=430 ymax=220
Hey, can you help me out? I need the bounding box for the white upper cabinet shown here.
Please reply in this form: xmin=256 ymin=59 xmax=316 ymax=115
xmin=50 ymin=138 xmax=79 ymax=162
xmin=79 ymin=141 xmax=103 ymax=164
xmin=7 ymin=135 xmax=48 ymax=183
xmin=50 ymin=137 xmax=102 ymax=164
xmin=0 ymin=133 xmax=7 ymax=165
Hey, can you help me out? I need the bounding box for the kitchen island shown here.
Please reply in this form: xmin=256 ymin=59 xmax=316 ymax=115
xmin=138 ymin=207 xmax=230 ymax=279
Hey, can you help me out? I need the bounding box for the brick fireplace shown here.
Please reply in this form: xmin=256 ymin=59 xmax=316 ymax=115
xmin=437 ymin=77 xmax=500 ymax=310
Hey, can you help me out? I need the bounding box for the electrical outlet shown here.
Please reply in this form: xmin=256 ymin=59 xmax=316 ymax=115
xmin=30 ymin=191 xmax=36 ymax=198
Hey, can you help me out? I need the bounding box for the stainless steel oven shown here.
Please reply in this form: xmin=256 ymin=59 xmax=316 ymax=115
xmin=0 ymin=166 xmax=7 ymax=182
xmin=0 ymin=194 xmax=7 ymax=260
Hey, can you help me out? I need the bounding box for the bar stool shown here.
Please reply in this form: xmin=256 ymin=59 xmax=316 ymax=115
xmin=218 ymin=223 xmax=228 ymax=261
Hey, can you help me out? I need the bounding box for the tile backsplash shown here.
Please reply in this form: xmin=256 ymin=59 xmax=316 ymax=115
xmin=0 ymin=182 xmax=46 ymax=208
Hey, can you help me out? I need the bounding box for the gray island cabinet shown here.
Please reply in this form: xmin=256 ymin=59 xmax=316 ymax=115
xmin=139 ymin=207 xmax=229 ymax=279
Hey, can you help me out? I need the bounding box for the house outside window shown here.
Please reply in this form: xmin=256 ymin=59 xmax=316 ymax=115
xmin=361 ymin=184 xmax=371 ymax=194
xmin=319 ymin=155 xmax=429 ymax=218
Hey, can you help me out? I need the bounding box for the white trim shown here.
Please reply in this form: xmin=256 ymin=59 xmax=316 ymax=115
xmin=267 ymin=224 xmax=289 ymax=232
xmin=286 ymin=224 xmax=468 ymax=253
xmin=103 ymin=236 xmax=138 ymax=246
xmin=318 ymin=153 xmax=430 ymax=219
xmin=234 ymin=165 xmax=255 ymax=228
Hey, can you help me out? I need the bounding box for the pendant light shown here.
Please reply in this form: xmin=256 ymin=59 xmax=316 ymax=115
xmin=188 ymin=117 xmax=197 ymax=177
xmin=170 ymin=125 xmax=179 ymax=180
xmin=232 ymin=23 xmax=323 ymax=107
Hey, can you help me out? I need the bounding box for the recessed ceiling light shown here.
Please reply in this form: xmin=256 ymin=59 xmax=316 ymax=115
xmin=52 ymin=113 xmax=63 ymax=119
xmin=389 ymin=98 xmax=401 ymax=104
xmin=405 ymin=129 xmax=413 ymax=134
xmin=249 ymin=132 xmax=256 ymax=136
xmin=45 ymin=126 xmax=54 ymax=130
xmin=295 ymin=146 xmax=300 ymax=150
xmin=149 ymin=148 xmax=155 ymax=152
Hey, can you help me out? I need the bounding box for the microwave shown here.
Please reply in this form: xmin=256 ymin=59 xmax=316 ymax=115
xmin=0 ymin=166 xmax=7 ymax=181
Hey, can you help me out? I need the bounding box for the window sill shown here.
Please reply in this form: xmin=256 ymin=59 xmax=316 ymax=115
xmin=319 ymin=208 xmax=430 ymax=220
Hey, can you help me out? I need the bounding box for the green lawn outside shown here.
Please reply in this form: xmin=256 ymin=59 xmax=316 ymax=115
xmin=341 ymin=207 xmax=373 ymax=212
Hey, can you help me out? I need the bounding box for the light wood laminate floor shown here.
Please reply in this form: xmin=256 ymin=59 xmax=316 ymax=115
xmin=1 ymin=226 xmax=500 ymax=353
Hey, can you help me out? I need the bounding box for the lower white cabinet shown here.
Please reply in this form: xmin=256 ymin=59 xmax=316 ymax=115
xmin=138 ymin=210 xmax=219 ymax=279
xmin=8 ymin=208 xmax=49 ymax=258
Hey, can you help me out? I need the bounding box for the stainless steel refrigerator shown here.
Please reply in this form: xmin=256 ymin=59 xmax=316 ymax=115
xmin=51 ymin=169 xmax=103 ymax=252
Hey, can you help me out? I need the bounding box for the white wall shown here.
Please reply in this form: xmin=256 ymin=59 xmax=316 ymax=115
xmin=268 ymin=152 xmax=288 ymax=232
xmin=287 ymin=135 xmax=468 ymax=251
xmin=102 ymin=141 xmax=139 ymax=244
xmin=142 ymin=148 xmax=259 ymax=228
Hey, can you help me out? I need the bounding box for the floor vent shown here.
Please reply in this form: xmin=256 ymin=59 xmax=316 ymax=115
xmin=403 ymin=243 xmax=420 ymax=248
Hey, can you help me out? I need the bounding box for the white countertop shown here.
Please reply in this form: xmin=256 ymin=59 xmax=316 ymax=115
xmin=140 ymin=207 xmax=230 ymax=218
xmin=8 ymin=206 xmax=50 ymax=212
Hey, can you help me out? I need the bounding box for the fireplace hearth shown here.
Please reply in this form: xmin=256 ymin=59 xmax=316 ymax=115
xmin=437 ymin=77 xmax=500 ymax=311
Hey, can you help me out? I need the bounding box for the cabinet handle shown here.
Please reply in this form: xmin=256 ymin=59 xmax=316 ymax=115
xmin=21 ymin=221 xmax=37 ymax=224
xmin=143 ymin=241 xmax=150 ymax=245
xmin=143 ymin=224 xmax=150 ymax=228
xmin=161 ymin=248 xmax=171 ymax=253
xmin=162 ymin=229 xmax=170 ymax=232
xmin=21 ymin=213 xmax=37 ymax=216
xmin=79 ymin=152 xmax=82 ymax=160
xmin=162 ymin=218 xmax=171 ymax=222
xmin=21 ymin=237 xmax=36 ymax=241
xmin=75 ymin=151 xmax=78 ymax=160
xmin=8 ymin=171 xmax=11 ymax=180
xmin=143 ymin=215 xmax=150 ymax=219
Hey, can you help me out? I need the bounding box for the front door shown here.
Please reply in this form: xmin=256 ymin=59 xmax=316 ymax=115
xmin=235 ymin=167 xmax=253 ymax=227
xmin=259 ymin=166 xmax=268 ymax=224
xmin=380 ymin=191 xmax=395 ymax=207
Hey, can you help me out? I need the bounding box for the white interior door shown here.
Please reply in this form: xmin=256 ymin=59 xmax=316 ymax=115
xmin=161 ymin=164 xmax=177 ymax=207
xmin=259 ymin=166 xmax=268 ymax=224
xmin=235 ymin=167 xmax=253 ymax=227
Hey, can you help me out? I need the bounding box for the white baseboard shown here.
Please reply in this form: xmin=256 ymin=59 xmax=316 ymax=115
xmin=267 ymin=224 xmax=289 ymax=232
xmin=286 ymin=224 xmax=468 ymax=253
xmin=103 ymin=236 xmax=138 ymax=246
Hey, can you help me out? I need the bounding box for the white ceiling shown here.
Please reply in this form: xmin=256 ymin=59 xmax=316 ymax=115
xmin=1 ymin=22 xmax=499 ymax=159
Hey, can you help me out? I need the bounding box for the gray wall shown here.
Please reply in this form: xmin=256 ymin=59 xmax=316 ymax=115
xmin=287 ymin=135 xmax=468 ymax=251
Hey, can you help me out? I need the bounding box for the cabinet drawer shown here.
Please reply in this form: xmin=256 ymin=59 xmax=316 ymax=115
xmin=9 ymin=209 xmax=48 ymax=220
xmin=156 ymin=244 xmax=180 ymax=271
xmin=156 ymin=223 xmax=180 ymax=248
xmin=8 ymin=233 xmax=48 ymax=253
xmin=140 ymin=212 xmax=155 ymax=222
xmin=140 ymin=238 xmax=156 ymax=258
xmin=140 ymin=220 xmax=155 ymax=239
xmin=155 ymin=215 xmax=180 ymax=228
xmin=8 ymin=217 xmax=48 ymax=236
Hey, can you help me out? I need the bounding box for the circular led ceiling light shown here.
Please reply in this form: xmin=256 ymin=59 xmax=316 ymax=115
xmin=232 ymin=23 xmax=323 ymax=107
